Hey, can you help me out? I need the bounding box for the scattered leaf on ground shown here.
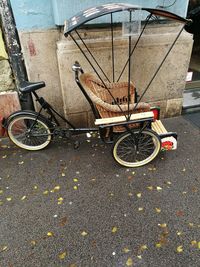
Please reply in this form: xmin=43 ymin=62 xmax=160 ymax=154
xmin=123 ymin=248 xmax=130 ymax=253
xmin=147 ymin=186 xmax=153 ymax=190
xmin=176 ymin=245 xmax=183 ymax=253
xmin=126 ymin=257 xmax=133 ymax=266
xmin=81 ymin=231 xmax=88 ymax=236
xmin=30 ymin=240 xmax=37 ymax=246
xmin=59 ymin=217 xmax=68 ymax=227
xmin=58 ymin=251 xmax=67 ymax=259
xmin=47 ymin=232 xmax=54 ymax=237
xmin=112 ymin=227 xmax=118 ymax=233
xmin=156 ymin=186 xmax=162 ymax=191
xmin=155 ymin=208 xmax=161 ymax=213
xmin=158 ymin=223 xmax=167 ymax=228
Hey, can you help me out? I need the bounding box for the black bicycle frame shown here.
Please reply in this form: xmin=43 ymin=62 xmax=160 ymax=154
xmin=32 ymin=91 xmax=99 ymax=135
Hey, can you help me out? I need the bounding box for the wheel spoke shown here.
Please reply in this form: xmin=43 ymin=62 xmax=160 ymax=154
xmin=113 ymin=130 xmax=160 ymax=167
xmin=8 ymin=115 xmax=51 ymax=150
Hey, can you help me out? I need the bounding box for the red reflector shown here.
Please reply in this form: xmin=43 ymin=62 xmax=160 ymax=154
xmin=161 ymin=141 xmax=173 ymax=150
xmin=152 ymin=109 xmax=159 ymax=120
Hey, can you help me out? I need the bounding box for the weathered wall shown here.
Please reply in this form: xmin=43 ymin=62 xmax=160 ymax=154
xmin=0 ymin=27 xmax=20 ymax=136
xmin=19 ymin=30 xmax=64 ymax=115
xmin=0 ymin=29 xmax=14 ymax=92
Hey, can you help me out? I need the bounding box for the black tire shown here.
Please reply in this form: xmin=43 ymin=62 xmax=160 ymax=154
xmin=7 ymin=113 xmax=52 ymax=150
xmin=113 ymin=129 xmax=161 ymax=167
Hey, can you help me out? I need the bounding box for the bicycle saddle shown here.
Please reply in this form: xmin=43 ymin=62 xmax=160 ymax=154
xmin=19 ymin=81 xmax=46 ymax=94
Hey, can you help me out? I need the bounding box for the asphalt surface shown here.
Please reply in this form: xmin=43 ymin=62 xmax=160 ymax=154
xmin=0 ymin=114 xmax=200 ymax=267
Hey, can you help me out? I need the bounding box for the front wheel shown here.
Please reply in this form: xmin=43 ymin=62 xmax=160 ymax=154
xmin=7 ymin=113 xmax=52 ymax=151
xmin=113 ymin=129 xmax=161 ymax=167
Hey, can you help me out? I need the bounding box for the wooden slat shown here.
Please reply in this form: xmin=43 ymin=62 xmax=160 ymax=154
xmin=95 ymin=111 xmax=154 ymax=126
xmin=152 ymin=120 xmax=168 ymax=134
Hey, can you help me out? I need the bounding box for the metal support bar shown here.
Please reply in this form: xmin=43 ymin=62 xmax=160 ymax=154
xmin=69 ymin=33 xmax=129 ymax=120
xmin=117 ymin=14 xmax=152 ymax=82
xmin=0 ymin=0 xmax=34 ymax=111
xmin=128 ymin=11 xmax=132 ymax=119
xmin=133 ymin=25 xmax=185 ymax=111
xmin=111 ymin=13 xmax=115 ymax=82
xmin=75 ymin=30 xmax=110 ymax=82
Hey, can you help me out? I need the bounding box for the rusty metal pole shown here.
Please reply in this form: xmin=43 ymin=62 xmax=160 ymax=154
xmin=0 ymin=0 xmax=35 ymax=110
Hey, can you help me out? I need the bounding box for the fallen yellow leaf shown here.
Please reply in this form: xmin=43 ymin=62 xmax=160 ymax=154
xmin=158 ymin=223 xmax=167 ymax=228
xmin=43 ymin=190 xmax=49 ymax=195
xmin=156 ymin=186 xmax=162 ymax=191
xmin=126 ymin=257 xmax=133 ymax=266
xmin=21 ymin=196 xmax=27 ymax=201
xmin=6 ymin=197 xmax=12 ymax=201
xmin=147 ymin=186 xmax=153 ymax=190
xmin=73 ymin=178 xmax=78 ymax=182
xmin=2 ymin=246 xmax=8 ymax=251
xmin=81 ymin=231 xmax=88 ymax=236
xmin=155 ymin=208 xmax=161 ymax=213
xmin=73 ymin=186 xmax=78 ymax=190
xmin=198 ymin=242 xmax=200 ymax=249
xmin=58 ymin=251 xmax=67 ymax=259
xmin=140 ymin=245 xmax=147 ymax=250
xmin=191 ymin=240 xmax=197 ymax=247
xmin=137 ymin=193 xmax=142 ymax=198
xmin=30 ymin=240 xmax=36 ymax=246
xmin=54 ymin=186 xmax=60 ymax=191
xmin=177 ymin=245 xmax=183 ymax=253
xmin=176 ymin=231 xmax=182 ymax=236
xmin=61 ymin=173 xmax=66 ymax=177
xmin=156 ymin=243 xmax=162 ymax=248
xmin=47 ymin=232 xmax=54 ymax=237
xmin=112 ymin=227 xmax=118 ymax=233
xmin=138 ymin=207 xmax=144 ymax=211
xmin=123 ymin=248 xmax=130 ymax=253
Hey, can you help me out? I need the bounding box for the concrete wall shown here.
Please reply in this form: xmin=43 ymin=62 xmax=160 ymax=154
xmin=0 ymin=29 xmax=14 ymax=92
xmin=0 ymin=27 xmax=20 ymax=136
xmin=19 ymin=30 xmax=64 ymax=115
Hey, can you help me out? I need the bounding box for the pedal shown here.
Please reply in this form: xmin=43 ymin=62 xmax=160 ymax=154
xmin=74 ymin=140 xmax=80 ymax=149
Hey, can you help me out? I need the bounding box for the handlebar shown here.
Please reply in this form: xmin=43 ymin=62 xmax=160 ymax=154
xmin=72 ymin=61 xmax=84 ymax=73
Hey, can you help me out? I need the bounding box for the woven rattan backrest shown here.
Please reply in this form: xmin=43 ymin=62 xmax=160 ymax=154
xmin=79 ymin=73 xmax=135 ymax=106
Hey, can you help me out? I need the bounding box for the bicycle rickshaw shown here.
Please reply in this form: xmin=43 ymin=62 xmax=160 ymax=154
xmin=3 ymin=3 xmax=192 ymax=167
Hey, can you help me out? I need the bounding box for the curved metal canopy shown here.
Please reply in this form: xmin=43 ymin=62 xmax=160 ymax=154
xmin=64 ymin=3 xmax=189 ymax=36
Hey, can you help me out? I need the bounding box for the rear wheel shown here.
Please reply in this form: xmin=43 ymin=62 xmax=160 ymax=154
xmin=113 ymin=129 xmax=161 ymax=167
xmin=7 ymin=113 xmax=52 ymax=150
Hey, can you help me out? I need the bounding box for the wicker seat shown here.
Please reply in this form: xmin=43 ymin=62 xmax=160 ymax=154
xmin=79 ymin=73 xmax=150 ymax=132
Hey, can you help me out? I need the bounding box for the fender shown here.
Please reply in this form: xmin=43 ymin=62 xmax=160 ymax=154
xmin=3 ymin=110 xmax=54 ymax=129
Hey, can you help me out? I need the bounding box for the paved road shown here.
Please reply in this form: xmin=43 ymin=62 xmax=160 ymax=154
xmin=0 ymin=114 xmax=199 ymax=267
